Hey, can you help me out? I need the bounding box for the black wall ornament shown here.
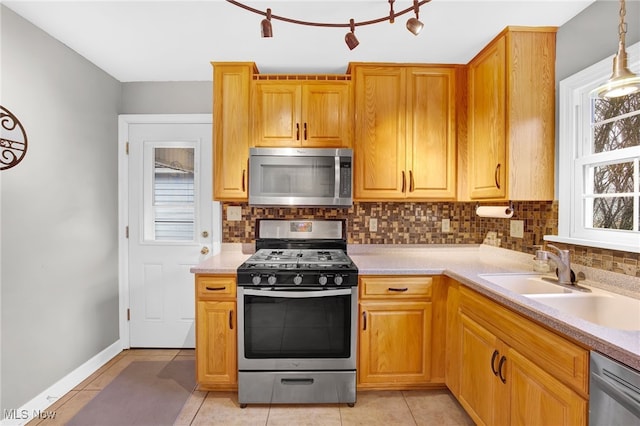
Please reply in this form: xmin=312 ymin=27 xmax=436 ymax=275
xmin=1 ymin=106 xmax=28 ymax=171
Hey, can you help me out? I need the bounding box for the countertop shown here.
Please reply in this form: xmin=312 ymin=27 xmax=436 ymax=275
xmin=191 ymin=243 xmax=640 ymax=370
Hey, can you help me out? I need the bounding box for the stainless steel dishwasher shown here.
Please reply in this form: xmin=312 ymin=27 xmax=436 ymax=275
xmin=590 ymin=351 xmax=640 ymax=425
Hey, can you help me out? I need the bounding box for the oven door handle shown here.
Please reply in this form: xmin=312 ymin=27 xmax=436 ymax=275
xmin=592 ymin=371 xmax=640 ymax=419
xmin=242 ymin=288 xmax=352 ymax=298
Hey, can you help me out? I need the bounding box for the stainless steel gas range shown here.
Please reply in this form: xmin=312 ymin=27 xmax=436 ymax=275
xmin=236 ymin=219 xmax=358 ymax=407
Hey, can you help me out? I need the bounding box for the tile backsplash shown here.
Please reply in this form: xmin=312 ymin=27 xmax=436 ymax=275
xmin=222 ymin=201 xmax=639 ymax=278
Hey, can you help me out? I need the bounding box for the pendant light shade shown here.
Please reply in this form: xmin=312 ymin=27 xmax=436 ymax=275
xmin=593 ymin=0 xmax=640 ymax=98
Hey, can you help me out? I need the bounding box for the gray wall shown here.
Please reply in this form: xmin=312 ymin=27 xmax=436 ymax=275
xmin=121 ymin=81 xmax=212 ymax=113
xmin=1 ymin=6 xmax=121 ymax=411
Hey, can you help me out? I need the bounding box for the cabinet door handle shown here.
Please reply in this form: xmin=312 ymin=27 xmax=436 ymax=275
xmin=494 ymin=163 xmax=501 ymax=189
xmin=303 ymin=122 xmax=308 ymax=140
xmin=401 ymin=171 xmax=406 ymax=193
xmin=491 ymin=350 xmax=500 ymax=376
xmin=362 ymin=311 xmax=367 ymax=331
xmin=205 ymin=286 xmax=226 ymax=291
xmin=242 ymin=169 xmax=246 ymax=192
xmin=498 ymin=355 xmax=507 ymax=383
xmin=229 ymin=310 xmax=234 ymax=330
xmin=296 ymin=123 xmax=300 ymax=140
xmin=388 ymin=287 xmax=409 ymax=292
xmin=409 ymin=170 xmax=414 ymax=192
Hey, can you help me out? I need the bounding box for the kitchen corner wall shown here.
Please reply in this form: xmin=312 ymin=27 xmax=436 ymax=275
xmin=222 ymin=200 xmax=640 ymax=279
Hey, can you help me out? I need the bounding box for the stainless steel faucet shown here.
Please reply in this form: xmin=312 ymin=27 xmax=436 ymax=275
xmin=535 ymin=244 xmax=573 ymax=284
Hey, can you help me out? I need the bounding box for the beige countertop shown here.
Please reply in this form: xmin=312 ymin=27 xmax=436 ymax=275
xmin=191 ymin=243 xmax=640 ymax=370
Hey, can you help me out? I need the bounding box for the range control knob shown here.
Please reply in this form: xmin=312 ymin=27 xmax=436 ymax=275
xmin=293 ymin=274 xmax=303 ymax=285
xmin=267 ymin=275 xmax=277 ymax=285
xmin=318 ymin=275 xmax=328 ymax=286
xmin=334 ymin=275 xmax=343 ymax=286
xmin=252 ymin=275 xmax=262 ymax=286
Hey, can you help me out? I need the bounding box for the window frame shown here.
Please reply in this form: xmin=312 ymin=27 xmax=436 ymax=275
xmin=549 ymin=41 xmax=640 ymax=253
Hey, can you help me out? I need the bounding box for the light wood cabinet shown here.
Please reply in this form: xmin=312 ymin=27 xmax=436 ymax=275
xmin=252 ymin=78 xmax=352 ymax=147
xmin=352 ymin=64 xmax=457 ymax=200
xmin=195 ymin=274 xmax=237 ymax=390
xmin=456 ymin=286 xmax=588 ymax=426
xmin=358 ymin=275 xmax=444 ymax=389
xmin=467 ymin=27 xmax=556 ymax=200
xmin=212 ymin=62 xmax=256 ymax=201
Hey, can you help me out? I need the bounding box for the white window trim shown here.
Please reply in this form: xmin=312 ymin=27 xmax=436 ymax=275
xmin=548 ymin=41 xmax=640 ymax=253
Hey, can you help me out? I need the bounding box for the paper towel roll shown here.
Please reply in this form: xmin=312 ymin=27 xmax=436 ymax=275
xmin=476 ymin=205 xmax=514 ymax=218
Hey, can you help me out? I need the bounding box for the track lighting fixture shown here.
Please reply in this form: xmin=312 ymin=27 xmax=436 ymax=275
xmin=593 ymin=0 xmax=640 ymax=98
xmin=345 ymin=19 xmax=359 ymax=50
xmin=226 ymin=0 xmax=432 ymax=50
xmin=406 ymin=0 xmax=424 ymax=36
xmin=261 ymin=8 xmax=273 ymax=38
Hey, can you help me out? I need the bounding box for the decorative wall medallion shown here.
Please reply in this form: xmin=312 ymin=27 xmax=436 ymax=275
xmin=1 ymin=106 xmax=28 ymax=170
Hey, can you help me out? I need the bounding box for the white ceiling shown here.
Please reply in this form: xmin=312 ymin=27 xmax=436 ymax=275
xmin=4 ymin=0 xmax=597 ymax=82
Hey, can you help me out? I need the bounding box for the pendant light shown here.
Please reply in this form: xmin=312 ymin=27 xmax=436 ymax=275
xmin=593 ymin=0 xmax=640 ymax=99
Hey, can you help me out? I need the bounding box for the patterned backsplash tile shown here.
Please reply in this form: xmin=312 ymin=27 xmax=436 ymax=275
xmin=222 ymin=200 xmax=639 ymax=278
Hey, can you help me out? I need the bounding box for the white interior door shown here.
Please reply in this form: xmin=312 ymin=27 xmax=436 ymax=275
xmin=127 ymin=122 xmax=212 ymax=348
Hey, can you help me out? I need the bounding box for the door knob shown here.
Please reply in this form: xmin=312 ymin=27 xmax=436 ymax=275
xmin=201 ymin=246 xmax=210 ymax=255
xmin=201 ymin=231 xmax=209 ymax=238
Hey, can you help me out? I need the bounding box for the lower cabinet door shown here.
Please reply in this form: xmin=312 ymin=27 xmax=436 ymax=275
xmin=196 ymin=300 xmax=237 ymax=387
xmin=508 ymin=348 xmax=587 ymax=426
xmin=459 ymin=314 xmax=505 ymax=426
xmin=358 ymin=301 xmax=432 ymax=387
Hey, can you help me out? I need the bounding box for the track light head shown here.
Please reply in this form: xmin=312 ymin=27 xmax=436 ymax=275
xmin=261 ymin=8 xmax=272 ymax=38
xmin=406 ymin=17 xmax=424 ymax=35
xmin=406 ymin=0 xmax=424 ymax=35
xmin=345 ymin=18 xmax=359 ymax=50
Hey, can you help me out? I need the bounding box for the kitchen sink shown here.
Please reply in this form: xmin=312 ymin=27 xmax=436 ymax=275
xmin=478 ymin=273 xmax=574 ymax=294
xmin=528 ymin=290 xmax=640 ymax=331
xmin=478 ymin=273 xmax=640 ymax=330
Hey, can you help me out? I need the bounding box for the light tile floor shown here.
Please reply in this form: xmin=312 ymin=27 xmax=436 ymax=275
xmin=28 ymin=349 xmax=474 ymax=426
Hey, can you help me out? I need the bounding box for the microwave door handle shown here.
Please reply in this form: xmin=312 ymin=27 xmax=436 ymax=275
xmin=243 ymin=288 xmax=352 ymax=298
xmin=335 ymin=156 xmax=341 ymax=198
xmin=592 ymin=371 xmax=640 ymax=418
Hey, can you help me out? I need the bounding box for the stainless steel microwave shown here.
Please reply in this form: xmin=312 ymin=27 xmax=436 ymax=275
xmin=248 ymin=147 xmax=353 ymax=207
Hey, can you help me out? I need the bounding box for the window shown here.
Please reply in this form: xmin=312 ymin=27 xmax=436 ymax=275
xmin=143 ymin=144 xmax=197 ymax=242
xmin=552 ymin=41 xmax=640 ymax=253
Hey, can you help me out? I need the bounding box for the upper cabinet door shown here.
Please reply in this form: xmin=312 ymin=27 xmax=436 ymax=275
xmin=468 ymin=38 xmax=507 ymax=200
xmin=253 ymin=82 xmax=302 ymax=147
xmin=302 ymin=82 xmax=352 ymax=148
xmin=353 ymin=65 xmax=407 ymax=199
xmin=406 ymin=67 xmax=457 ymax=199
xmin=252 ymin=80 xmax=352 ymax=148
xmin=213 ymin=62 xmax=254 ymax=201
xmin=466 ymin=27 xmax=556 ymax=201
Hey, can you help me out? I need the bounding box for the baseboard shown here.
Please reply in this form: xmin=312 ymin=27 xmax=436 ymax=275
xmin=1 ymin=340 xmax=123 ymax=426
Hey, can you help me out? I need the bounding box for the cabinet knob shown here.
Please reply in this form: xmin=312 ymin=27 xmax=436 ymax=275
xmin=201 ymin=246 xmax=210 ymax=255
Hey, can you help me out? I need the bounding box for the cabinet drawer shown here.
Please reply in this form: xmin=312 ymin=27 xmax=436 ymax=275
xmin=197 ymin=275 xmax=236 ymax=299
xmin=360 ymin=276 xmax=433 ymax=299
